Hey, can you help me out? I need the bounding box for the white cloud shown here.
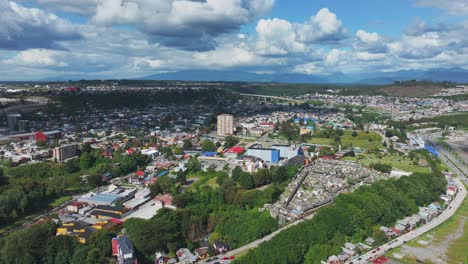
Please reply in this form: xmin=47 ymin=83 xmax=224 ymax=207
xmin=414 ymin=0 xmax=468 ymax=16
xmin=90 ymin=0 xmax=275 ymax=50
xmin=356 ymin=30 xmax=380 ymax=43
xmin=296 ymin=8 xmax=348 ymax=43
xmin=354 ymin=51 xmax=386 ymax=61
xmin=4 ymin=49 xmax=67 ymax=67
xmin=256 ymin=18 xmax=306 ymax=56
xmin=0 ymin=0 xmax=81 ymax=50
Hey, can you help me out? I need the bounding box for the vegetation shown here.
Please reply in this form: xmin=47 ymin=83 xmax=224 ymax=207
xmin=131 ymin=165 xmax=299 ymax=263
xmin=0 ymin=147 xmax=149 ymax=229
xmin=0 ymin=221 xmax=115 ymax=264
xmin=308 ymin=129 xmax=382 ymax=150
xmin=234 ymin=153 xmax=446 ymax=264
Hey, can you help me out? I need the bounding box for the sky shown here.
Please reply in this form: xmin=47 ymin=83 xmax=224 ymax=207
xmin=1 ymin=0 xmax=468 ymax=80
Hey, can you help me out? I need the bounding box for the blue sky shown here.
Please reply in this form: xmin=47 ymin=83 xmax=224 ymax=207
xmin=1 ymin=0 xmax=468 ymax=80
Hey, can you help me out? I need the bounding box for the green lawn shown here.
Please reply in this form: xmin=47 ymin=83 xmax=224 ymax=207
xmin=343 ymin=153 xmax=431 ymax=173
xmin=308 ymin=130 xmax=382 ymax=150
xmin=49 ymin=196 xmax=73 ymax=207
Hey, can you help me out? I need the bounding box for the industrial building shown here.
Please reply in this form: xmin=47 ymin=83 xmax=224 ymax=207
xmin=246 ymin=144 xmax=280 ymax=163
xmin=271 ymin=144 xmax=303 ymax=159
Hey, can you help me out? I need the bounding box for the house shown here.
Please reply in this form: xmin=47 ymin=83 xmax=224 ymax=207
xmin=154 ymin=194 xmax=175 ymax=209
xmin=176 ymin=248 xmax=197 ymax=264
xmin=112 ymin=235 xmax=137 ymax=264
xmin=155 ymin=252 xmax=172 ymax=264
xmin=194 ymin=247 xmax=209 ymax=259
xmin=213 ymin=241 xmax=228 ymax=254
xmin=364 ymin=237 xmax=375 ymax=245
xmin=66 ymin=202 xmax=86 ymax=213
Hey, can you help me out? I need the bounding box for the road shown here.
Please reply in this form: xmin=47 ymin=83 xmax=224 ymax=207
xmin=354 ymin=177 xmax=467 ymax=264
xmin=424 ymin=133 xmax=468 ymax=180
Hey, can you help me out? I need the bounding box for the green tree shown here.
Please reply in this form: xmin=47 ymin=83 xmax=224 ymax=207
xmin=201 ymin=139 xmax=216 ymax=152
xmin=79 ymin=152 xmax=93 ymax=170
xmin=183 ymin=139 xmax=193 ymax=149
xmin=224 ymin=135 xmax=240 ymax=148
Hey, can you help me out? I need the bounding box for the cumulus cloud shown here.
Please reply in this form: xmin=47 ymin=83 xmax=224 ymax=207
xmin=254 ymin=8 xmax=347 ymax=56
xmin=3 ymin=49 xmax=67 ymax=67
xmin=296 ymin=8 xmax=348 ymax=43
xmin=256 ymin=18 xmax=306 ymax=56
xmin=414 ymin=0 xmax=468 ymax=16
xmin=0 ymin=0 xmax=82 ymax=50
xmin=3 ymin=48 xmax=126 ymax=72
xmin=354 ymin=29 xmax=388 ymax=53
xmin=90 ymin=0 xmax=275 ymax=51
xmin=18 ymin=0 xmax=100 ymax=16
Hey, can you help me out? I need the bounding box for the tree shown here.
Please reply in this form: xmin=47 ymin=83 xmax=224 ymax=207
xmin=352 ymin=131 xmax=358 ymax=137
xmin=201 ymin=139 xmax=216 ymax=152
xmin=176 ymin=170 xmax=186 ymax=184
xmin=79 ymin=152 xmax=93 ymax=170
xmin=272 ymin=166 xmax=288 ymax=183
xmin=231 ymin=166 xmax=244 ymax=182
xmin=224 ymin=135 xmax=240 ymax=148
xmin=182 ymin=139 xmax=193 ymax=149
xmin=187 ymin=157 xmax=201 ymax=172
xmin=319 ymin=147 xmax=334 ymax=157
xmin=238 ymin=173 xmax=254 ymax=189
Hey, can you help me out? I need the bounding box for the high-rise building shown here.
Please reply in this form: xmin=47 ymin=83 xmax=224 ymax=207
xmin=7 ymin=113 xmax=22 ymax=131
xmin=217 ymin=114 xmax=233 ymax=136
xmin=53 ymin=144 xmax=77 ymax=162
xmin=18 ymin=120 xmax=30 ymax=132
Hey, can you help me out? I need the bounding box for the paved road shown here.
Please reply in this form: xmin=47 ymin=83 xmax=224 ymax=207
xmin=354 ymin=177 xmax=467 ymax=264
xmin=424 ymin=133 xmax=468 ymax=180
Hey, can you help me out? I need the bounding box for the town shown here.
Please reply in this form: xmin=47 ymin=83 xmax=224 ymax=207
xmin=0 ymin=80 xmax=466 ymax=264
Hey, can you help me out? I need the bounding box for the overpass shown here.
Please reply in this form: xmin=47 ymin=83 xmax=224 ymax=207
xmin=239 ymin=93 xmax=306 ymax=103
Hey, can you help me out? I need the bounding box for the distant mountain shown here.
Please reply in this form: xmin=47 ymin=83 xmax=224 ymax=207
xmin=138 ymin=69 xmax=351 ymax=84
xmin=35 ymin=67 xmax=468 ymax=84
xmin=39 ymin=74 xmax=112 ymax=82
xmin=357 ymin=67 xmax=468 ymax=84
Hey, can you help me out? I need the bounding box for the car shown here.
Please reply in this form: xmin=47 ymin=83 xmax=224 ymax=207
xmin=376 ymin=247 xmax=381 ymax=251
xmin=229 ymin=256 xmax=235 ymax=260
xmin=371 ymin=250 xmax=376 ymax=253
xmin=213 ymin=257 xmax=219 ymax=260
xmin=358 ymin=257 xmax=362 ymax=261
xmin=206 ymin=260 xmax=213 ymax=263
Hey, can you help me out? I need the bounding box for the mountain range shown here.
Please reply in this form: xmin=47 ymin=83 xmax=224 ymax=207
xmin=36 ymin=67 xmax=468 ymax=84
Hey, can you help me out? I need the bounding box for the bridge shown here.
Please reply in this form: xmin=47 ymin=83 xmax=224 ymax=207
xmin=239 ymin=93 xmax=306 ymax=103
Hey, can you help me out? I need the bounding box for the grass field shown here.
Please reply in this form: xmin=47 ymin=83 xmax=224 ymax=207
xmin=308 ymin=130 xmax=382 ymax=150
xmin=49 ymin=196 xmax=72 ymax=207
xmin=343 ymin=153 xmax=431 ymax=173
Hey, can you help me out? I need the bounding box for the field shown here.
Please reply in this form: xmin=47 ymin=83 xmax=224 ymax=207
xmin=308 ymin=130 xmax=382 ymax=150
xmin=388 ymin=112 xmax=468 ymax=131
xmin=343 ymin=153 xmax=431 ymax=174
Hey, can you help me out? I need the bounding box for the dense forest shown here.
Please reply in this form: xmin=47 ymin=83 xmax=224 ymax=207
xmin=0 ymin=221 xmax=115 ymax=264
xmin=233 ymin=153 xmax=447 ymax=264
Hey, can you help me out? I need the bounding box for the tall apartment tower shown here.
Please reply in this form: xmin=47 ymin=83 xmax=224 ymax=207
xmin=7 ymin=113 xmax=22 ymax=131
xmin=217 ymin=114 xmax=233 ymax=136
